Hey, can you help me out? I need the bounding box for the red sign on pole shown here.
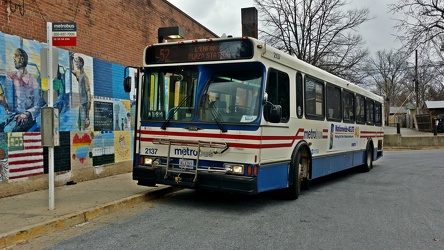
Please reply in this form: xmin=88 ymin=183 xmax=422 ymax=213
xmin=52 ymin=37 xmax=77 ymax=46
xmin=52 ymin=22 xmax=77 ymax=46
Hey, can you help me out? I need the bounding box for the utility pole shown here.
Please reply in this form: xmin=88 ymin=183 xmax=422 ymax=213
xmin=415 ymin=49 xmax=419 ymax=114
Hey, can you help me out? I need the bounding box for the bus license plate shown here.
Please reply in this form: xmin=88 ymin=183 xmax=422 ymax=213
xmin=179 ymin=159 xmax=194 ymax=169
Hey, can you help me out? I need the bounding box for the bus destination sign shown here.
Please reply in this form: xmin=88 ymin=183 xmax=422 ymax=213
xmin=145 ymin=40 xmax=253 ymax=64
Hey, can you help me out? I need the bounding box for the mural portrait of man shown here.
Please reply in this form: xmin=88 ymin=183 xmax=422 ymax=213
xmin=71 ymin=53 xmax=92 ymax=130
xmin=1 ymin=48 xmax=41 ymax=132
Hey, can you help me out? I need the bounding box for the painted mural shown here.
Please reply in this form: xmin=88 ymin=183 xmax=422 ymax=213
xmin=70 ymin=131 xmax=93 ymax=169
xmin=0 ymin=35 xmax=43 ymax=133
xmin=70 ymin=52 xmax=94 ymax=131
xmin=114 ymin=99 xmax=131 ymax=131
xmin=0 ymin=132 xmax=8 ymax=181
xmin=92 ymin=131 xmax=114 ymax=166
xmin=114 ymin=130 xmax=131 ymax=163
xmin=0 ymin=32 xmax=132 ymax=184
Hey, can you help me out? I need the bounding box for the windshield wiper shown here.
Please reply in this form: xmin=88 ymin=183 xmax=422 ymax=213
xmin=209 ymin=102 xmax=227 ymax=133
xmin=161 ymin=95 xmax=191 ymax=130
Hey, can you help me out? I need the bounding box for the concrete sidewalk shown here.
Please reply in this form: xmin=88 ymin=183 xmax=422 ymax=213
xmin=384 ymin=126 xmax=434 ymax=135
xmin=0 ymin=173 xmax=177 ymax=249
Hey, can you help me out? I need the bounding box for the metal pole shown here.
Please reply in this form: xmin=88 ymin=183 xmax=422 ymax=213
xmin=46 ymin=22 xmax=55 ymax=210
xmin=415 ymin=50 xmax=419 ymax=114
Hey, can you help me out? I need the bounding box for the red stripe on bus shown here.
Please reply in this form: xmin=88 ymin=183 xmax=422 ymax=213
xmin=137 ymin=128 xmax=305 ymax=141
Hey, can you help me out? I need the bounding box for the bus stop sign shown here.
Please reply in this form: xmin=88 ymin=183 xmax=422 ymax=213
xmin=52 ymin=22 xmax=76 ymax=46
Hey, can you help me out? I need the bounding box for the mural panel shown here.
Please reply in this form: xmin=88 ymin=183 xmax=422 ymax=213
xmin=70 ymin=131 xmax=93 ymax=169
xmin=92 ymin=131 xmax=114 ymax=166
xmin=70 ymin=53 xmax=94 ymax=131
xmin=94 ymin=99 xmax=113 ymax=131
xmin=114 ymin=130 xmax=131 ymax=162
xmin=0 ymin=132 xmax=8 ymax=181
xmin=0 ymin=35 xmax=43 ymax=133
xmin=113 ymin=99 xmax=131 ymax=131
xmin=43 ymin=132 xmax=71 ymax=173
xmin=7 ymin=132 xmax=44 ymax=181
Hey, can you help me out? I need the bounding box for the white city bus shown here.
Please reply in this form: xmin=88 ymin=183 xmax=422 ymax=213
xmin=124 ymin=37 xmax=384 ymax=199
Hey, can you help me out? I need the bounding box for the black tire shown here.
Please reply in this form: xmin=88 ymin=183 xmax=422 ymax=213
xmin=284 ymin=152 xmax=302 ymax=200
xmin=301 ymin=177 xmax=310 ymax=190
xmin=362 ymin=145 xmax=373 ymax=172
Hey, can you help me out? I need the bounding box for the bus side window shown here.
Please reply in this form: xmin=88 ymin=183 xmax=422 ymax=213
xmin=305 ymin=76 xmax=324 ymax=120
xmin=265 ymin=69 xmax=290 ymax=123
xmin=296 ymin=73 xmax=303 ymax=118
xmin=366 ymin=99 xmax=374 ymax=125
xmin=343 ymin=90 xmax=355 ymax=123
xmin=356 ymin=94 xmax=366 ymax=124
xmin=375 ymin=102 xmax=382 ymax=126
xmin=326 ymin=83 xmax=341 ymax=121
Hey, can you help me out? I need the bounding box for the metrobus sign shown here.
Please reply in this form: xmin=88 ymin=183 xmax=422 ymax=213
xmin=52 ymin=22 xmax=76 ymax=46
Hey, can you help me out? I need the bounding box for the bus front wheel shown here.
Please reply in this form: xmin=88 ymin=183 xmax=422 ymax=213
xmin=284 ymin=152 xmax=303 ymax=200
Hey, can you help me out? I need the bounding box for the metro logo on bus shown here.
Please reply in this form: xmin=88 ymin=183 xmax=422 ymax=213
xmin=303 ymin=129 xmax=323 ymax=139
xmin=174 ymin=148 xmax=214 ymax=157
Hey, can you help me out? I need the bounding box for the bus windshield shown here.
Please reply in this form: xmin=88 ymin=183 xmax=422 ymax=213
xmin=141 ymin=63 xmax=263 ymax=124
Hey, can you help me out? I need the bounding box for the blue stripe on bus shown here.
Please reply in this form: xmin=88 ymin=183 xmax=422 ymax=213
xmin=311 ymin=150 xmax=366 ymax=179
xmin=257 ymin=163 xmax=289 ymax=193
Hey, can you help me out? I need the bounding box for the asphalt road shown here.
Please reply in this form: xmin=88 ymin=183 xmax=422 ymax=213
xmin=16 ymin=150 xmax=444 ymax=250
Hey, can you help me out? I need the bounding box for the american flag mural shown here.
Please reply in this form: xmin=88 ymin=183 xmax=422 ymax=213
xmin=8 ymin=132 xmax=44 ymax=181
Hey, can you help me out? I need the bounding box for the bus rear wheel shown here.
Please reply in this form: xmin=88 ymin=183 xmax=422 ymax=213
xmin=361 ymin=145 xmax=373 ymax=172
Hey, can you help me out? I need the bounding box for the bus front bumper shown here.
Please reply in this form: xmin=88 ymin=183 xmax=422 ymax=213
xmin=133 ymin=166 xmax=258 ymax=195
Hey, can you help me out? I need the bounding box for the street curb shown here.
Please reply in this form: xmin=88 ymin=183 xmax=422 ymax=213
xmin=0 ymin=186 xmax=179 ymax=249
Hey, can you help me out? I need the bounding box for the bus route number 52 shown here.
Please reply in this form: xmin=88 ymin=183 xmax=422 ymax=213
xmin=159 ymin=48 xmax=170 ymax=62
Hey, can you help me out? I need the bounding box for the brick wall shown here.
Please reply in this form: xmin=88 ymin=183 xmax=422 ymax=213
xmin=0 ymin=0 xmax=217 ymax=66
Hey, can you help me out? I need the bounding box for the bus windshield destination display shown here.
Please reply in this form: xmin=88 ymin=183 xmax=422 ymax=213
xmin=145 ymin=40 xmax=254 ymax=64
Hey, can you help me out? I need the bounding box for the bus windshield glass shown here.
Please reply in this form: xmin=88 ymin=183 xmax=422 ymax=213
xmin=141 ymin=63 xmax=263 ymax=124
xmin=198 ymin=67 xmax=262 ymax=123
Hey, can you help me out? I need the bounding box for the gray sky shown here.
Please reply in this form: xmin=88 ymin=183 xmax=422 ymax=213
xmin=167 ymin=0 xmax=402 ymax=54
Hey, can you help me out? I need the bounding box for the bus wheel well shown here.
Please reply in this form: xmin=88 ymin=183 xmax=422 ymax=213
xmin=291 ymin=142 xmax=311 ymax=185
xmin=282 ymin=142 xmax=312 ymax=200
xmin=297 ymin=144 xmax=311 ymax=190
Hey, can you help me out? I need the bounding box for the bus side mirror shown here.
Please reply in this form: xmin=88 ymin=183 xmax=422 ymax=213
xmin=268 ymin=104 xmax=282 ymax=123
xmin=123 ymin=76 xmax=131 ymax=93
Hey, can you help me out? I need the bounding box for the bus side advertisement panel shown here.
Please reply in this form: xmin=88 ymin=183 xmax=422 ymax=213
xmin=327 ymin=123 xmax=360 ymax=152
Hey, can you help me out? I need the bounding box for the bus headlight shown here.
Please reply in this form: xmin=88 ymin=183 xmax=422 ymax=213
xmin=224 ymin=164 xmax=244 ymax=175
xmin=140 ymin=157 xmax=159 ymax=167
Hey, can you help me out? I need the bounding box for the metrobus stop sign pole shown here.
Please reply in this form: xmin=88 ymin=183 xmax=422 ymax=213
xmin=42 ymin=22 xmax=75 ymax=210
xmin=45 ymin=22 xmax=55 ymax=210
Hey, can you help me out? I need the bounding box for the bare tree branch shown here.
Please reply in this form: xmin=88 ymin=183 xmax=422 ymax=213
xmin=254 ymin=0 xmax=370 ymax=82
xmin=390 ymin=0 xmax=444 ymax=53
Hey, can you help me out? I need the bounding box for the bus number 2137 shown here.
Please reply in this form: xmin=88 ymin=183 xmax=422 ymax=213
xmin=145 ymin=148 xmax=158 ymax=154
